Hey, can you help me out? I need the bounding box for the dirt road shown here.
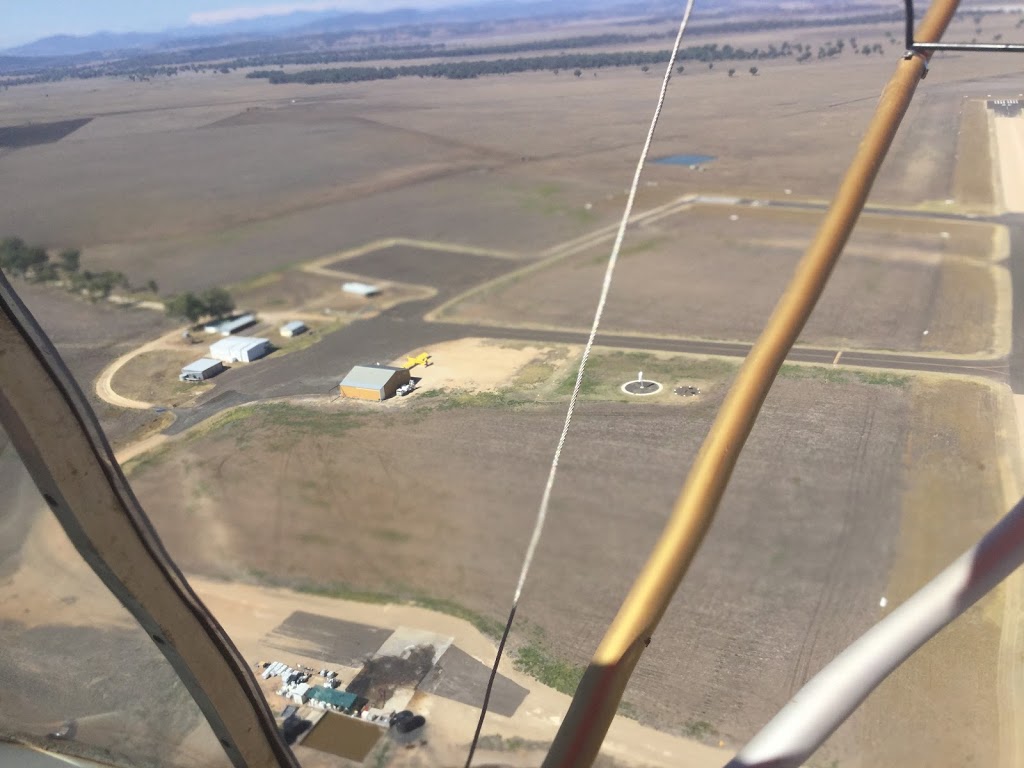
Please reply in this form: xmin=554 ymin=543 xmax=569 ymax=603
xmin=94 ymin=329 xmax=190 ymax=410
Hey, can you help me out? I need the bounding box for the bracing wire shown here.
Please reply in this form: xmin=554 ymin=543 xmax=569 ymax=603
xmin=464 ymin=2 xmax=697 ymax=765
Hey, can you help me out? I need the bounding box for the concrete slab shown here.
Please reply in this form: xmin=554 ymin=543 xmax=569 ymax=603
xmin=373 ymin=626 xmax=453 ymax=665
xmin=261 ymin=611 xmax=392 ymax=667
xmin=419 ymin=645 xmax=528 ymax=717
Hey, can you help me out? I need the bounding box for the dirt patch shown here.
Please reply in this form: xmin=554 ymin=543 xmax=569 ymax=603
xmin=110 ymin=410 xmax=176 ymax=454
xmin=110 ymin=348 xmax=216 ymax=408
xmin=396 ymin=337 xmax=579 ymax=397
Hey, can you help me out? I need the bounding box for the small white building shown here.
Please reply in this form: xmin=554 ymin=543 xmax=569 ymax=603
xmin=179 ymin=358 xmax=225 ymax=382
xmin=280 ymin=320 xmax=307 ymax=338
xmin=342 ymin=281 xmax=381 ymax=297
xmin=290 ymin=683 xmax=311 ymax=705
xmin=204 ymin=313 xmax=257 ymax=336
xmin=209 ymin=336 xmax=271 ymax=363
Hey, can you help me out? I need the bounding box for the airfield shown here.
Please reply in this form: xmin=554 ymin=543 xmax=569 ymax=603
xmin=3 ymin=9 xmax=1024 ymax=768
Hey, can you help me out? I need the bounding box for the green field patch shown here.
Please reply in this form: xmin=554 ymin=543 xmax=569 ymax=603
xmin=779 ymin=364 xmax=909 ymax=388
xmin=555 ymin=350 xmax=737 ymax=400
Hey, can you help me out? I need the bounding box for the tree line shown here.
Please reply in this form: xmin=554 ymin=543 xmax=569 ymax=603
xmin=0 ymin=236 xmax=238 ymax=325
xmin=164 ymin=288 xmax=235 ymax=323
xmin=248 ymin=43 xmax=797 ymax=85
xmin=218 ymin=31 xmax=675 ymax=71
xmin=0 ymin=236 xmax=158 ymax=301
xmin=0 ymin=3 xmax=932 ymax=89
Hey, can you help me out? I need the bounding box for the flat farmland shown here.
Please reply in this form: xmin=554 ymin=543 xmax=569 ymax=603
xmin=445 ymin=207 xmax=1008 ymax=355
xmin=325 ymin=244 xmax=517 ymax=296
xmin=10 ymin=282 xmax=175 ymax=446
xmin=124 ymin=358 xmax=1016 ymax=764
xmin=0 ymin=102 xmax=488 ymax=246
xmin=1 ymin=10 xmax=1022 ymax=767
xmin=1 ymin=26 xmax=1020 ymax=299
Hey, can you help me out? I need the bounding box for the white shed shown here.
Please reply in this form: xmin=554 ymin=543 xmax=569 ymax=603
xmin=209 ymin=336 xmax=271 ymax=363
xmin=342 ymin=281 xmax=381 ymax=297
xmin=179 ymin=358 xmax=225 ymax=382
xmin=204 ymin=313 xmax=257 ymax=336
xmin=280 ymin=320 xmax=307 ymax=338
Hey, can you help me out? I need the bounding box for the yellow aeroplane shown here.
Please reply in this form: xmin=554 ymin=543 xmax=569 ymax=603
xmin=405 ymin=352 xmax=432 ymax=369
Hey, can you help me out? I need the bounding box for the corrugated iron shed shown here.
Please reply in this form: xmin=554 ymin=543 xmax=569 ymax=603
xmin=209 ymin=336 xmax=271 ymax=363
xmin=339 ymin=363 xmax=411 ymax=401
xmin=340 ymin=364 xmax=405 ymax=390
xmin=179 ymin=357 xmax=225 ymax=382
xmin=217 ymin=313 xmax=257 ymax=336
xmin=342 ymin=282 xmax=381 ymax=297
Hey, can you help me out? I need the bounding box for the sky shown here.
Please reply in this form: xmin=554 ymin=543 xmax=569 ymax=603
xmin=1 ymin=0 xmax=476 ymax=48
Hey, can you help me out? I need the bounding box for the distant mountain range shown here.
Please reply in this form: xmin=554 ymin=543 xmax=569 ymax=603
xmin=0 ymin=0 xmax=896 ymax=75
xmin=5 ymin=0 xmax=875 ymax=60
xmin=2 ymin=0 xmax=673 ymax=59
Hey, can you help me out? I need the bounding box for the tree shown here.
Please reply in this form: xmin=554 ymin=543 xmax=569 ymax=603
xmin=640 ymin=65 xmax=649 ymax=73
xmin=24 ymin=246 xmax=49 ymax=278
xmin=59 ymin=248 xmax=81 ymax=273
xmin=0 ymin=237 xmax=27 ymax=274
xmin=201 ymin=287 xmax=235 ymax=319
xmin=30 ymin=263 xmax=58 ymax=283
xmin=146 ymin=279 xmax=159 ymax=295
xmin=749 ymin=66 xmax=758 ymax=76
xmin=728 ymin=68 xmax=736 ymax=77
xmin=89 ymin=271 xmax=121 ymax=300
xmin=166 ymin=292 xmax=206 ymax=323
xmin=676 ymin=65 xmax=684 ymax=74
xmin=573 ymin=68 xmax=582 ymax=77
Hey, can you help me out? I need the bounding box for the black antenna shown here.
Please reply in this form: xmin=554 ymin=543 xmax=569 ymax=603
xmin=904 ymin=0 xmax=1024 ymax=53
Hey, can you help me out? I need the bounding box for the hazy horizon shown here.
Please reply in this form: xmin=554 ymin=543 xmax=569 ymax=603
xmin=2 ymin=0 xmax=503 ymax=50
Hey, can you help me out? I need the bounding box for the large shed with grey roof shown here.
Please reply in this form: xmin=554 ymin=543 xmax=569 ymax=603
xmin=339 ymin=363 xmax=410 ymax=401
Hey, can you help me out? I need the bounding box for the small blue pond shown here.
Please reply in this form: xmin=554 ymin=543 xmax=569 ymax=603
xmin=654 ymin=154 xmax=716 ymax=166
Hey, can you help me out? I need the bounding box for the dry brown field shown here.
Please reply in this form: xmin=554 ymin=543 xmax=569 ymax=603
xmin=122 ymin=355 xmax=1015 ymax=766
xmin=0 ymin=13 xmax=1022 ymax=298
xmin=444 ymin=206 xmax=1008 ymax=355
